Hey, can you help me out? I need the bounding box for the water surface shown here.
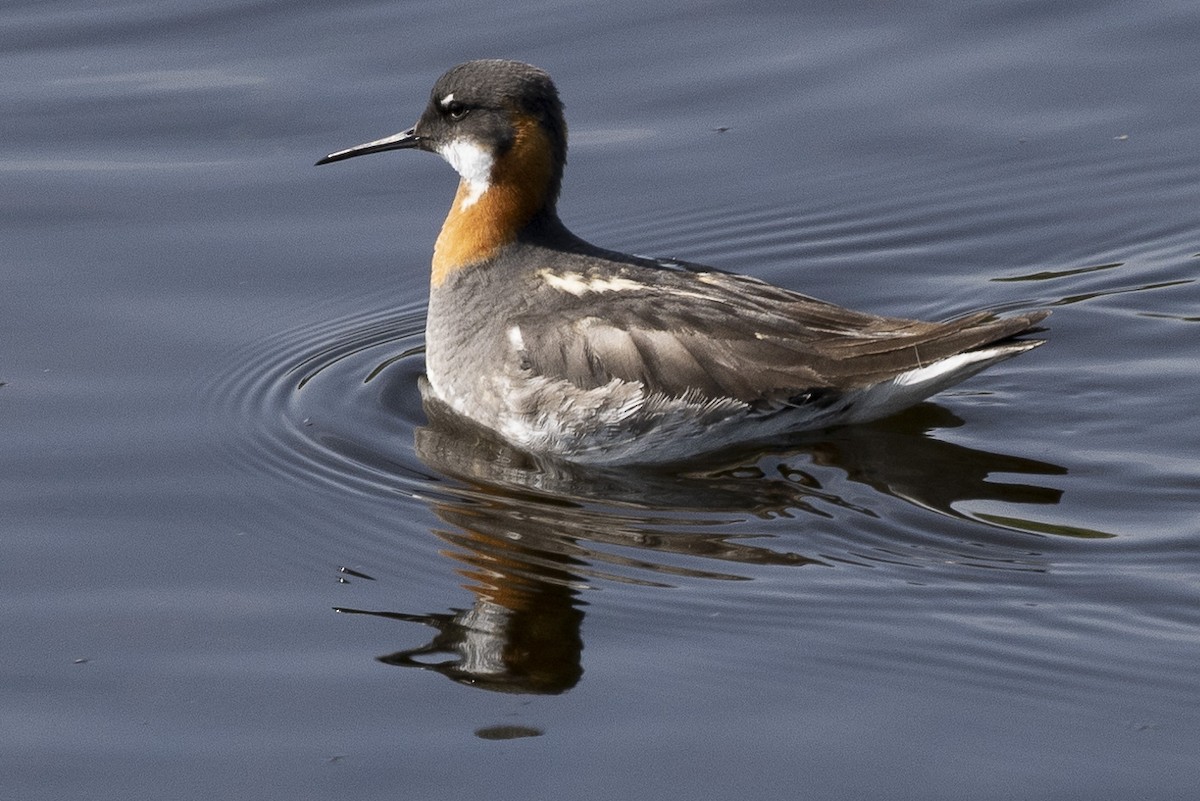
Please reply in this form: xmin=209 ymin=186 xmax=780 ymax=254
xmin=4 ymin=1 xmax=1199 ymax=799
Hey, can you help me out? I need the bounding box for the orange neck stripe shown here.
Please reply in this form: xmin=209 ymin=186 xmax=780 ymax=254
xmin=431 ymin=114 xmax=556 ymax=286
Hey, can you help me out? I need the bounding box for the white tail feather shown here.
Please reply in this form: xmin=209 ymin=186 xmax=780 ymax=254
xmin=843 ymin=341 xmax=1043 ymax=424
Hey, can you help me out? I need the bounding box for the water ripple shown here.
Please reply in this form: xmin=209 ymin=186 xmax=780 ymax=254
xmin=208 ymin=286 xmax=1082 ymax=590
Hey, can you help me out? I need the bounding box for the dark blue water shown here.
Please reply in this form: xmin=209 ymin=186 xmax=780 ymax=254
xmin=5 ymin=1 xmax=1199 ymax=799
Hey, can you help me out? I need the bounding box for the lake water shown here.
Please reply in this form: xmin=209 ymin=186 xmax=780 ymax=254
xmin=4 ymin=1 xmax=1199 ymax=799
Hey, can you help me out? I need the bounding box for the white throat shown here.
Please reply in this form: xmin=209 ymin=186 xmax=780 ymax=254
xmin=437 ymin=139 xmax=494 ymax=209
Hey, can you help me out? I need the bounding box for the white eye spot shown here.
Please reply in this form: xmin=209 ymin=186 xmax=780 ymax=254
xmin=437 ymin=139 xmax=493 ymax=208
xmin=507 ymin=325 xmax=525 ymax=351
xmin=439 ymin=92 xmax=455 ymax=107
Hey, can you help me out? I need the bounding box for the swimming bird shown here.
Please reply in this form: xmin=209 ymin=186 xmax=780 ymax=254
xmin=317 ymin=59 xmax=1046 ymax=466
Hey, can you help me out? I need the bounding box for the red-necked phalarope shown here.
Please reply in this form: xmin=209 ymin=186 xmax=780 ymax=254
xmin=318 ymin=59 xmax=1047 ymax=465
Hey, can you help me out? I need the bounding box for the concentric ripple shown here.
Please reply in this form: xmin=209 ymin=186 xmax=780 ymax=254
xmin=213 ymin=298 xmax=437 ymax=504
xmin=203 ymin=290 xmax=1103 ymax=693
xmin=204 ymin=273 xmax=1105 ymax=602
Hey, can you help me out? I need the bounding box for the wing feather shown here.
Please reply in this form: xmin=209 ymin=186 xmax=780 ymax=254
xmin=513 ymin=260 xmax=1046 ymax=404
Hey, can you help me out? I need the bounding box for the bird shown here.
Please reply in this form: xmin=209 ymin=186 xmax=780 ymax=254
xmin=317 ymin=59 xmax=1047 ymax=466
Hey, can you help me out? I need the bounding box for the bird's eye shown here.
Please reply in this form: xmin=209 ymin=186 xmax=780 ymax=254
xmin=445 ymin=101 xmax=469 ymax=121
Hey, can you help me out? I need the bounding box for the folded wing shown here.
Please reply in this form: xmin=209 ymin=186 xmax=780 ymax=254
xmin=514 ymin=265 xmax=1047 ymax=408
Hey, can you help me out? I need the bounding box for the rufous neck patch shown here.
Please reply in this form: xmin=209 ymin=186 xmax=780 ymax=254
xmin=431 ymin=113 xmax=556 ymax=286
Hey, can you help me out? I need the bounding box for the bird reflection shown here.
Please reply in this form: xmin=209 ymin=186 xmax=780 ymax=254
xmin=340 ymin=388 xmax=1069 ymax=694
xmin=336 ymin=383 xmax=1070 ymax=690
xmin=337 ymin=424 xmax=821 ymax=693
xmin=338 ymin=525 xmax=587 ymax=694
